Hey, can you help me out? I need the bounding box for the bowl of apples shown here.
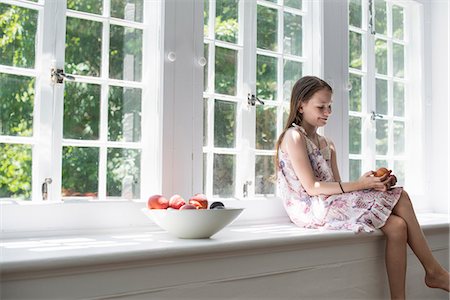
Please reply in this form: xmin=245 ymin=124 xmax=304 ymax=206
xmin=142 ymin=193 xmax=244 ymax=239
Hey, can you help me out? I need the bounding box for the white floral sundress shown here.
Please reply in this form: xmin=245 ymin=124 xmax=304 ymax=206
xmin=277 ymin=124 xmax=403 ymax=233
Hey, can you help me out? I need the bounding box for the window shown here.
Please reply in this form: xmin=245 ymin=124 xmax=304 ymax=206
xmin=0 ymin=0 xmax=156 ymax=202
xmin=203 ymin=0 xmax=314 ymax=200
xmin=348 ymin=0 xmax=420 ymax=190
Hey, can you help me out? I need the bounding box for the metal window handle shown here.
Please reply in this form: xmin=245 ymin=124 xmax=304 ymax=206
xmin=243 ymin=180 xmax=252 ymax=198
xmin=51 ymin=68 xmax=75 ymax=84
xmin=42 ymin=178 xmax=53 ymax=200
xmin=247 ymin=93 xmax=265 ymax=106
xmin=371 ymin=111 xmax=384 ymax=121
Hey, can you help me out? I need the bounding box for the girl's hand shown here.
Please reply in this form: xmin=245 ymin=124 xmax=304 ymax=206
xmin=358 ymin=171 xmax=390 ymax=191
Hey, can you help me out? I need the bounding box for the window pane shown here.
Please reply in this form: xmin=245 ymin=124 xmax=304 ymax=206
xmin=393 ymin=82 xmax=404 ymax=117
xmin=256 ymin=106 xmax=277 ymax=150
xmin=394 ymin=121 xmax=405 ymax=155
xmin=215 ymin=46 xmax=237 ymax=95
xmin=65 ymin=17 xmax=102 ymax=77
xmin=349 ymin=31 xmax=362 ymax=69
xmin=257 ymin=5 xmax=278 ymax=51
xmin=67 ymin=0 xmax=102 ymax=14
xmin=111 ymin=0 xmax=143 ymax=22
xmin=283 ymin=60 xmax=302 ymax=102
xmin=349 ymin=73 xmax=362 ymax=112
xmin=107 ymin=148 xmax=141 ymax=199
xmin=375 ymin=0 xmax=387 ymax=35
xmin=109 ymin=25 xmax=143 ymax=81
xmin=375 ymin=39 xmax=387 ymax=75
xmin=376 ymin=160 xmax=388 ymax=170
xmin=0 ymin=4 xmax=37 ymax=68
xmin=203 ymin=153 xmax=207 ymax=193
xmin=0 ymin=73 xmax=34 ymax=137
xmin=393 ymin=43 xmax=404 ymax=78
xmin=349 ymin=159 xmax=361 ymax=181
xmin=255 ymin=155 xmax=275 ymax=195
xmin=349 ymin=116 xmax=361 ymax=154
xmin=214 ymin=100 xmax=236 ymax=148
xmin=0 ymin=143 xmax=32 ymax=200
xmin=284 ymin=12 xmax=302 ymax=56
xmin=376 ymin=119 xmax=388 ymax=155
xmin=64 ymin=82 xmax=100 ymax=140
xmin=204 ymin=0 xmax=209 ymax=36
xmin=204 ymin=43 xmax=209 ymax=92
xmin=215 ymin=0 xmax=238 ymax=44
xmin=284 ymin=0 xmax=302 ymax=10
xmin=108 ymin=86 xmax=141 ymax=142
xmin=376 ymin=78 xmax=387 ymax=115
xmin=283 ymin=107 xmax=289 ymax=127
xmin=257 ymin=55 xmax=277 ymax=100
xmin=349 ymin=0 xmax=362 ymax=28
xmin=62 ymin=146 xmax=99 ymax=198
xmin=392 ymin=5 xmax=404 ymax=40
xmin=213 ymin=154 xmax=235 ymax=197
xmin=203 ymin=99 xmax=208 ymax=146
xmin=394 ymin=160 xmax=405 ymax=186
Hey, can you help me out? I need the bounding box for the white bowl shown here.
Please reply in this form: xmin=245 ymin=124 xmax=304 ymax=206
xmin=142 ymin=208 xmax=244 ymax=239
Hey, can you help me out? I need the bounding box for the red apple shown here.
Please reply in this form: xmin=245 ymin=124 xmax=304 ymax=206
xmin=169 ymin=194 xmax=186 ymax=209
xmin=147 ymin=194 xmax=169 ymax=209
xmin=374 ymin=167 xmax=391 ymax=177
xmin=179 ymin=204 xmax=197 ymax=210
xmin=189 ymin=193 xmax=208 ymax=209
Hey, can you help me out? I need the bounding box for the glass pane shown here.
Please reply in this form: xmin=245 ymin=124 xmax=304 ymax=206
xmin=257 ymin=55 xmax=277 ymax=100
xmin=285 ymin=0 xmax=302 ymax=10
xmin=394 ymin=121 xmax=405 ymax=155
xmin=62 ymin=146 xmax=99 ymax=198
xmin=349 ymin=31 xmax=362 ymax=69
xmin=215 ymin=46 xmax=237 ymax=95
xmin=108 ymin=86 xmax=141 ymax=142
xmin=376 ymin=119 xmax=388 ymax=155
xmin=67 ymin=0 xmax=102 ymax=14
xmin=375 ymin=0 xmax=387 ymax=35
xmin=0 ymin=4 xmax=37 ymax=68
xmin=283 ymin=107 xmax=289 ymax=127
xmin=349 ymin=116 xmax=361 ymax=154
xmin=349 ymin=159 xmax=361 ymax=181
xmin=349 ymin=0 xmax=362 ymax=28
xmin=203 ymin=153 xmax=207 ymax=193
xmin=0 ymin=143 xmax=32 ymax=200
xmin=376 ymin=78 xmax=387 ymax=115
xmin=204 ymin=0 xmax=209 ymax=37
xmin=213 ymin=154 xmax=235 ymax=197
xmin=376 ymin=160 xmax=388 ymax=170
xmin=110 ymin=25 xmax=142 ymax=81
xmin=204 ymin=43 xmax=209 ymax=92
xmin=111 ymin=0 xmax=143 ymax=22
xmin=107 ymin=148 xmax=141 ymax=199
xmin=65 ymin=17 xmax=102 ymax=77
xmin=393 ymin=160 xmax=405 ymax=186
xmin=256 ymin=106 xmax=277 ymax=150
xmin=215 ymin=0 xmax=238 ymax=44
xmin=255 ymin=155 xmax=275 ymax=195
xmin=392 ymin=5 xmax=404 ymax=40
xmin=375 ymin=39 xmax=387 ymax=75
xmin=203 ymin=99 xmax=208 ymax=146
xmin=284 ymin=12 xmax=302 ymax=56
xmin=0 ymin=73 xmax=34 ymax=137
xmin=214 ymin=100 xmax=236 ymax=148
xmin=393 ymin=43 xmax=404 ymax=78
xmin=393 ymin=82 xmax=404 ymax=117
xmin=284 ymin=60 xmax=302 ymax=102
xmin=349 ymin=73 xmax=362 ymax=112
xmin=257 ymin=5 xmax=278 ymax=51
xmin=64 ymin=82 xmax=100 ymax=140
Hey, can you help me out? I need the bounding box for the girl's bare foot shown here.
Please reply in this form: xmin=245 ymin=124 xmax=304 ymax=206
xmin=425 ymin=269 xmax=450 ymax=292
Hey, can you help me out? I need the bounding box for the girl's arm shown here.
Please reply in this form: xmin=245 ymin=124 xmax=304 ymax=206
xmin=284 ymin=131 xmax=390 ymax=196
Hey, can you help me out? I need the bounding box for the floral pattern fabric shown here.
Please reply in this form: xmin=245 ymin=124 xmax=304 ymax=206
xmin=277 ymin=124 xmax=402 ymax=233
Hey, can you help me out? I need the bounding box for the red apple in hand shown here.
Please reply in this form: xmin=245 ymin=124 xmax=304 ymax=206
xmin=148 ymin=194 xmax=169 ymax=209
xmin=189 ymin=193 xmax=208 ymax=209
xmin=374 ymin=167 xmax=391 ymax=177
xmin=169 ymin=194 xmax=186 ymax=209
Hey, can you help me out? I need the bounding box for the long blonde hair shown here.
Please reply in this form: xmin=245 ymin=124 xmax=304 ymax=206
xmin=274 ymin=76 xmax=333 ymax=171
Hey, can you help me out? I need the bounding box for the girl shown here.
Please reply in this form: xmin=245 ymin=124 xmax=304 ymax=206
xmin=275 ymin=76 xmax=449 ymax=299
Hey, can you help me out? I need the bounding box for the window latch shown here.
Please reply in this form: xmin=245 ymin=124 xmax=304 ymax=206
xmin=51 ymin=68 xmax=75 ymax=84
xmin=42 ymin=178 xmax=52 ymax=200
xmin=247 ymin=93 xmax=265 ymax=106
xmin=371 ymin=111 xmax=384 ymax=121
xmin=243 ymin=180 xmax=252 ymax=198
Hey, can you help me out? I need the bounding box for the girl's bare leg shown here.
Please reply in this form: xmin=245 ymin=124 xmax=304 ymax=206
xmin=392 ymin=190 xmax=450 ymax=292
xmin=380 ymin=215 xmax=408 ymax=300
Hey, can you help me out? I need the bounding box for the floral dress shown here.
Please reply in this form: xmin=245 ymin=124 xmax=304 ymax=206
xmin=277 ymin=124 xmax=403 ymax=233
